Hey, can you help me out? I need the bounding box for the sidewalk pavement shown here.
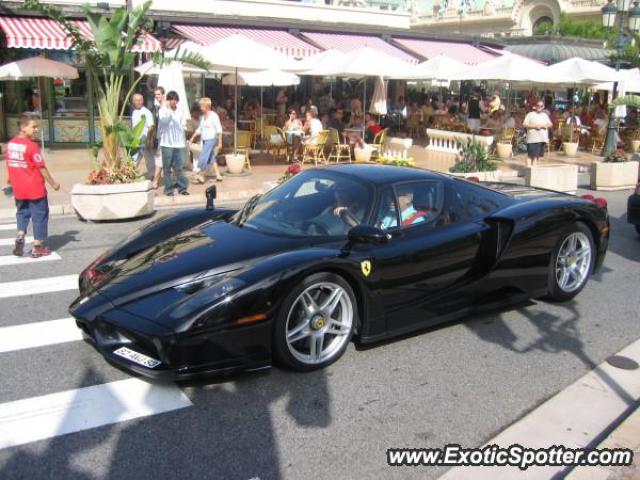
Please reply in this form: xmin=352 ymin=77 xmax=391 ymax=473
xmin=567 ymin=406 xmax=640 ymax=479
xmin=0 ymin=144 xmax=602 ymax=221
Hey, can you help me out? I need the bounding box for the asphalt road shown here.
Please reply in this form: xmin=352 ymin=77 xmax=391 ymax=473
xmin=0 ymin=191 xmax=638 ymax=480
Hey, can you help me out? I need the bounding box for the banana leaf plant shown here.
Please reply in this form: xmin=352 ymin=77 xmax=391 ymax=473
xmin=25 ymin=0 xmax=210 ymax=184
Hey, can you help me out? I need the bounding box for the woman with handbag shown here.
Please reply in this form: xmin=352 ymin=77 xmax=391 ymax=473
xmin=190 ymin=97 xmax=223 ymax=183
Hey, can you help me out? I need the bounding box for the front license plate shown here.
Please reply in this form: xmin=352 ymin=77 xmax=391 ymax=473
xmin=113 ymin=347 xmax=161 ymax=369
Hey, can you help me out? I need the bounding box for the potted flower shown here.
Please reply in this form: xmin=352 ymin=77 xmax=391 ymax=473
xmin=449 ymin=137 xmax=501 ymax=181
xmin=27 ymin=0 xmax=207 ymax=220
xmin=277 ymin=163 xmax=302 ymax=184
xmin=591 ymin=148 xmax=639 ymax=191
xmin=374 ymin=155 xmax=416 ymax=168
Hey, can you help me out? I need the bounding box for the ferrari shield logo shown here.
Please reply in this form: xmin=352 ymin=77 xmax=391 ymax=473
xmin=360 ymin=260 xmax=372 ymax=277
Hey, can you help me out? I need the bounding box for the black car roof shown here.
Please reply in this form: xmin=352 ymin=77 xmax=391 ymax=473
xmin=318 ymin=164 xmax=449 ymax=186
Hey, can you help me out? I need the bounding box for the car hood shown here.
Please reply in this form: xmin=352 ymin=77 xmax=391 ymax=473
xmin=97 ymin=220 xmax=307 ymax=302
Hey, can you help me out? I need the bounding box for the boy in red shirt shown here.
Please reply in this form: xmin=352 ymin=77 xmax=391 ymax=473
xmin=4 ymin=113 xmax=60 ymax=257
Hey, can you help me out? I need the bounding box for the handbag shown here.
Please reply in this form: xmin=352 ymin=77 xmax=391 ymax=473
xmin=270 ymin=133 xmax=284 ymax=145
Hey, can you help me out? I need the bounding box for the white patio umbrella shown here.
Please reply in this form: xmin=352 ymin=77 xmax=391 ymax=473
xmin=222 ymin=70 xmax=300 ymax=146
xmin=0 ymin=56 xmax=79 ymax=151
xmin=180 ymin=34 xmax=304 ymax=156
xmin=449 ymin=51 xmax=549 ymax=83
xmin=301 ymin=47 xmax=422 ymax=137
xmin=594 ymin=68 xmax=640 ymax=92
xmin=156 ymin=62 xmax=191 ymax=122
xmin=294 ymin=49 xmax=346 ymax=74
xmin=135 ymin=59 xmax=208 ymax=76
xmin=369 ymin=76 xmax=387 ymax=115
xmin=418 ymin=55 xmax=469 ymax=81
xmin=544 ymin=57 xmax=621 ymax=85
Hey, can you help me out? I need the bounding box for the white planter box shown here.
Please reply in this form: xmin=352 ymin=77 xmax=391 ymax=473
xmin=71 ymin=180 xmax=154 ymax=221
xmin=450 ymin=170 xmax=502 ymax=182
xmin=526 ymin=164 xmax=578 ymax=193
xmin=590 ymin=160 xmax=639 ymax=191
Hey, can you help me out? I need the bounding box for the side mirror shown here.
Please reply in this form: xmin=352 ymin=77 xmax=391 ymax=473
xmin=205 ymin=185 xmax=217 ymax=210
xmin=347 ymin=225 xmax=390 ymax=245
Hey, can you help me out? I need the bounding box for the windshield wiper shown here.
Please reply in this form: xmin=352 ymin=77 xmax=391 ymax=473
xmin=233 ymin=194 xmax=262 ymax=226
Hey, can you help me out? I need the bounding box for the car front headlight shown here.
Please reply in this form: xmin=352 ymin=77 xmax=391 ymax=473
xmin=173 ymin=269 xmax=240 ymax=294
xmin=170 ymin=277 xmax=246 ymax=321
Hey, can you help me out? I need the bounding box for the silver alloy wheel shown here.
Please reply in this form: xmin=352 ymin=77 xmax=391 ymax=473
xmin=555 ymin=232 xmax=592 ymax=293
xmin=285 ymin=281 xmax=353 ymax=365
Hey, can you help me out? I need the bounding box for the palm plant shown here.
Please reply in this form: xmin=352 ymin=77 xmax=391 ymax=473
xmin=25 ymin=0 xmax=209 ymax=183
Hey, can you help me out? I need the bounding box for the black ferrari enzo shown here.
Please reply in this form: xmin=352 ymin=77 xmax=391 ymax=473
xmin=70 ymin=164 xmax=609 ymax=379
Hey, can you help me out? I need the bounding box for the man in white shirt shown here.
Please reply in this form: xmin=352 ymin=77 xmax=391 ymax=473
xmin=151 ymin=86 xmax=165 ymax=189
xmin=130 ymin=93 xmax=154 ymax=179
xmin=303 ymin=110 xmax=323 ymax=143
xmin=158 ymin=90 xmax=189 ymax=196
xmin=523 ymin=101 xmax=552 ymax=166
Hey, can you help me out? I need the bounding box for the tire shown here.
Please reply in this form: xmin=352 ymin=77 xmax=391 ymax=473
xmin=635 ymin=224 xmax=640 ymax=236
xmin=545 ymin=222 xmax=595 ymax=302
xmin=273 ymin=272 xmax=357 ymax=372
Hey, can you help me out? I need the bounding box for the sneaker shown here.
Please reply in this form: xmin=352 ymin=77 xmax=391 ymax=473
xmin=13 ymin=237 xmax=25 ymax=257
xmin=179 ymin=191 xmax=190 ymax=196
xmin=31 ymin=246 xmax=52 ymax=258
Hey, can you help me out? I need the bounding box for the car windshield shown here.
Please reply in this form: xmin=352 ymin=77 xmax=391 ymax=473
xmin=230 ymin=170 xmax=372 ymax=237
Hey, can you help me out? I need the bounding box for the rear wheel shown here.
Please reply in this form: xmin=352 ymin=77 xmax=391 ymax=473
xmin=273 ymin=272 xmax=356 ymax=371
xmin=545 ymin=223 xmax=595 ymax=302
xmin=635 ymin=224 xmax=640 ymax=236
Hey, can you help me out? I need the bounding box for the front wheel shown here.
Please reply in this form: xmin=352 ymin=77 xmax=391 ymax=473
xmin=273 ymin=272 xmax=357 ymax=371
xmin=545 ymin=223 xmax=595 ymax=302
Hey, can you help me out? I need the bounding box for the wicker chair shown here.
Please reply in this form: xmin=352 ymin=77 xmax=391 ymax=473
xmin=301 ymin=130 xmax=330 ymax=166
xmin=368 ymin=128 xmax=388 ymax=161
xmin=264 ymin=125 xmax=287 ymax=163
xmin=327 ymin=128 xmax=351 ymax=163
xmin=235 ymin=130 xmax=252 ymax=171
xmin=591 ymin=130 xmax=606 ymax=155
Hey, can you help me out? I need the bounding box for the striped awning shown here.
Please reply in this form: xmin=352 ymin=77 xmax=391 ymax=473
xmin=0 ymin=16 xmax=161 ymax=52
xmin=300 ymin=32 xmax=418 ymax=63
xmin=173 ymin=25 xmax=320 ymax=58
xmin=392 ymin=38 xmax=496 ymax=65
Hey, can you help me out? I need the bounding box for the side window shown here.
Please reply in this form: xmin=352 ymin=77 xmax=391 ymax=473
xmin=374 ymin=188 xmax=399 ymax=230
xmin=394 ymin=181 xmax=444 ymax=229
xmin=453 ymin=180 xmax=508 ymax=220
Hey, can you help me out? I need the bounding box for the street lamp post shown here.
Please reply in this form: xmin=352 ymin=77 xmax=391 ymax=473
xmin=601 ymin=0 xmax=640 ymax=156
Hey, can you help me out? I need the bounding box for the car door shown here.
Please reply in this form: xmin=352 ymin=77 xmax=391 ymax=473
xmin=369 ymin=180 xmax=489 ymax=334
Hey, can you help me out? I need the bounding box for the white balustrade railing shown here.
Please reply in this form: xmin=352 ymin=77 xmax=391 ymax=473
xmin=425 ymin=129 xmax=494 ymax=155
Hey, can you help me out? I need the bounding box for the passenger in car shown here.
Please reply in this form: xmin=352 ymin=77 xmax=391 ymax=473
xmin=381 ymin=185 xmax=427 ymax=229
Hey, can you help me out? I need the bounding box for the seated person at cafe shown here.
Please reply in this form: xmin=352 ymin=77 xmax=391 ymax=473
xmin=284 ymin=109 xmax=304 ymax=161
xmin=365 ymin=113 xmax=382 ymax=143
xmin=303 ymin=110 xmax=323 ymax=141
xmin=379 ymin=185 xmax=427 ymax=229
xmin=328 ymin=108 xmax=345 ymax=134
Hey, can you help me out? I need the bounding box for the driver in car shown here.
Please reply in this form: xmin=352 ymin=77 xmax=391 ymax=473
xmin=328 ymin=186 xmax=364 ymax=227
xmin=380 ymin=185 xmax=426 ymax=229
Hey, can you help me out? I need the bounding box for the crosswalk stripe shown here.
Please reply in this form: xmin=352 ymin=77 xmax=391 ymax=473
xmin=0 ymin=378 xmax=193 ymax=449
xmin=0 ymin=318 xmax=83 ymax=353
xmin=0 ymin=224 xmax=17 ymax=231
xmin=0 ymin=274 xmax=78 ymax=299
xmin=0 ymin=236 xmax=34 ymax=247
xmin=0 ymin=252 xmax=61 ymax=267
